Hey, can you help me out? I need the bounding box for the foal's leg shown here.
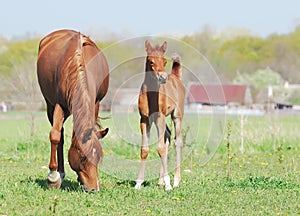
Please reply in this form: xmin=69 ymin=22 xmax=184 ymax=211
xmin=158 ymin=125 xmax=171 ymax=186
xmin=158 ymin=137 xmax=170 ymax=186
xmin=135 ymin=117 xmax=151 ymax=189
xmin=156 ymin=115 xmax=172 ymax=191
xmin=47 ymin=104 xmax=65 ymax=189
xmin=172 ymin=117 xmax=183 ymax=187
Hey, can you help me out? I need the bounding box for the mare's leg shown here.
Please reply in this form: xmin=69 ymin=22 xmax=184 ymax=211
xmin=57 ymin=127 xmax=65 ymax=179
xmin=172 ymin=116 xmax=183 ymax=187
xmin=47 ymin=104 xmax=65 ymax=189
xmin=135 ymin=116 xmax=151 ymax=189
xmin=94 ymin=101 xmax=100 ymax=120
xmin=156 ymin=115 xmax=172 ymax=191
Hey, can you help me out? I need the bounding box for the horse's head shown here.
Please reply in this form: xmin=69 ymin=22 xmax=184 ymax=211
xmin=145 ymin=40 xmax=168 ymax=84
xmin=68 ymin=128 xmax=108 ymax=192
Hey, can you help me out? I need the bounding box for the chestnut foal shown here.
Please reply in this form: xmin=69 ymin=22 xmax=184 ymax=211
xmin=135 ymin=40 xmax=185 ymax=190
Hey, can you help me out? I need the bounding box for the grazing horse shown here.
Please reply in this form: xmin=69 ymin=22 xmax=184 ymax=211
xmin=37 ymin=29 xmax=109 ymax=192
xmin=135 ymin=40 xmax=185 ymax=190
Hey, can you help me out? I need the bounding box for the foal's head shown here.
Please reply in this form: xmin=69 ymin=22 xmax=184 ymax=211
xmin=145 ymin=40 xmax=168 ymax=83
xmin=68 ymin=128 xmax=108 ymax=192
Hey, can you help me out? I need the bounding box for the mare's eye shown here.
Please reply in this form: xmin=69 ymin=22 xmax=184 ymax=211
xmin=164 ymin=61 xmax=167 ymax=66
xmin=149 ymin=61 xmax=154 ymax=65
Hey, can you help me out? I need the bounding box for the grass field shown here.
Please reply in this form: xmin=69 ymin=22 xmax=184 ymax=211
xmin=0 ymin=111 xmax=299 ymax=215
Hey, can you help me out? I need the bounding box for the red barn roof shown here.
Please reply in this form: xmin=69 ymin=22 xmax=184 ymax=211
xmin=188 ymin=84 xmax=248 ymax=105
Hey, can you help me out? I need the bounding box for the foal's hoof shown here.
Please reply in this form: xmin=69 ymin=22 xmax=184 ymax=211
xmin=165 ymin=184 xmax=173 ymax=191
xmin=134 ymin=179 xmax=144 ymax=190
xmin=158 ymin=178 xmax=164 ymax=186
xmin=173 ymin=178 xmax=180 ymax=188
xmin=47 ymin=171 xmax=62 ymax=189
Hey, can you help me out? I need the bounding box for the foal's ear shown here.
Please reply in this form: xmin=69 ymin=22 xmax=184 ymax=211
xmin=160 ymin=41 xmax=167 ymax=53
xmin=96 ymin=128 xmax=109 ymax=139
xmin=145 ymin=40 xmax=153 ymax=54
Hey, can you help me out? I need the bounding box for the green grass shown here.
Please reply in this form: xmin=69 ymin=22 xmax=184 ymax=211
xmin=0 ymin=111 xmax=299 ymax=215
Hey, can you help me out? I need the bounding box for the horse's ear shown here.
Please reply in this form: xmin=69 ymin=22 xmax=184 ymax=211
xmin=96 ymin=128 xmax=109 ymax=139
xmin=160 ymin=41 xmax=167 ymax=53
xmin=145 ymin=40 xmax=153 ymax=54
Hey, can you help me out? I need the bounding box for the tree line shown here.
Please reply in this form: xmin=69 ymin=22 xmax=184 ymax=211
xmin=1 ymin=26 xmax=300 ymax=104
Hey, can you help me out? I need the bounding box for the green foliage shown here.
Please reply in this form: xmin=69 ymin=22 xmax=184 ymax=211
xmin=234 ymin=67 xmax=284 ymax=86
xmin=233 ymin=67 xmax=284 ymax=100
xmin=225 ymin=174 xmax=297 ymax=189
xmin=0 ymin=39 xmax=39 ymax=76
xmin=289 ymin=97 xmax=300 ymax=104
xmin=2 ymin=26 xmax=300 ymax=85
xmin=214 ymin=26 xmax=300 ymax=82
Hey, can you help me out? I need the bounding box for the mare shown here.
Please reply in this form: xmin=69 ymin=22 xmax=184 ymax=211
xmin=135 ymin=40 xmax=185 ymax=190
xmin=37 ymin=29 xmax=109 ymax=192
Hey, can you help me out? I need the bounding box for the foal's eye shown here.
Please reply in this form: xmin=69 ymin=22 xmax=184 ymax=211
xmin=149 ymin=61 xmax=154 ymax=65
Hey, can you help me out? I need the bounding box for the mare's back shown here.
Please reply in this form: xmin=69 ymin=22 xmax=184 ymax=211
xmin=37 ymin=30 xmax=80 ymax=107
xmin=37 ymin=30 xmax=78 ymax=76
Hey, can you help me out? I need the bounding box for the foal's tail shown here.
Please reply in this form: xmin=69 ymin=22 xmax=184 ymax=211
xmin=164 ymin=124 xmax=171 ymax=144
xmin=171 ymin=53 xmax=182 ymax=79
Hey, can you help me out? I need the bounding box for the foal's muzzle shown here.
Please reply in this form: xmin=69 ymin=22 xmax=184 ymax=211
xmin=158 ymin=72 xmax=168 ymax=84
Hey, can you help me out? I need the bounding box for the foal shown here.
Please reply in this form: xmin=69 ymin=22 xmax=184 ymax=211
xmin=135 ymin=40 xmax=185 ymax=190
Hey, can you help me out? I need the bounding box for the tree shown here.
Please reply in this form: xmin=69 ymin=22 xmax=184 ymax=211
xmin=0 ymin=38 xmax=39 ymax=77
xmin=3 ymin=55 xmax=42 ymax=136
xmin=233 ymin=67 xmax=284 ymax=102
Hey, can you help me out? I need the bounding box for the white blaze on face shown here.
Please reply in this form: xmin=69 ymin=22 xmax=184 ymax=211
xmin=96 ymin=180 xmax=100 ymax=191
xmin=93 ymin=148 xmax=96 ymax=157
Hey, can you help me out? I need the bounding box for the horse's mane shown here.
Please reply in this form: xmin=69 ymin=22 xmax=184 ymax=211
xmin=65 ymin=33 xmax=96 ymax=145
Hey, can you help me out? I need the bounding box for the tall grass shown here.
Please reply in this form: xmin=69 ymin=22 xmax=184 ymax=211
xmin=0 ymin=111 xmax=299 ymax=215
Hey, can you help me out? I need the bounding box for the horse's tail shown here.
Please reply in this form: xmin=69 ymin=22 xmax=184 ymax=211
xmin=164 ymin=124 xmax=171 ymax=144
xmin=171 ymin=53 xmax=182 ymax=79
xmin=70 ymin=32 xmax=94 ymax=143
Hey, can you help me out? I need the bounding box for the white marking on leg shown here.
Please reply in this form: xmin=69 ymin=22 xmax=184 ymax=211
xmin=135 ymin=159 xmax=146 ymax=189
xmin=96 ymin=179 xmax=100 ymax=191
xmin=164 ymin=175 xmax=172 ymax=191
xmin=174 ymin=177 xmax=180 ymax=187
xmin=135 ymin=179 xmax=144 ymax=190
xmin=92 ymin=147 xmax=96 ymax=157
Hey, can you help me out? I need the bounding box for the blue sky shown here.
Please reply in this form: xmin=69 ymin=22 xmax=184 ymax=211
xmin=1 ymin=0 xmax=300 ymax=39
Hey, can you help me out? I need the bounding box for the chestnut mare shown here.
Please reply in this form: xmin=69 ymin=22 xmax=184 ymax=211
xmin=135 ymin=40 xmax=185 ymax=190
xmin=37 ymin=30 xmax=109 ymax=192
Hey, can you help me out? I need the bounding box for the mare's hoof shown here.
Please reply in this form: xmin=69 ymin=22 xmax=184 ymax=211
xmin=47 ymin=171 xmax=63 ymax=189
xmin=46 ymin=177 xmax=62 ymax=189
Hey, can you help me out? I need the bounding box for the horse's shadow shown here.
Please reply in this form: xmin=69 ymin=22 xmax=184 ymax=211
xmin=116 ymin=180 xmax=151 ymax=188
xmin=23 ymin=177 xmax=152 ymax=192
xmin=33 ymin=178 xmax=83 ymax=192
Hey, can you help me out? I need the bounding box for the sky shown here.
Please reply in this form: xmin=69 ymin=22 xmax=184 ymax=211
xmin=1 ymin=0 xmax=300 ymax=40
